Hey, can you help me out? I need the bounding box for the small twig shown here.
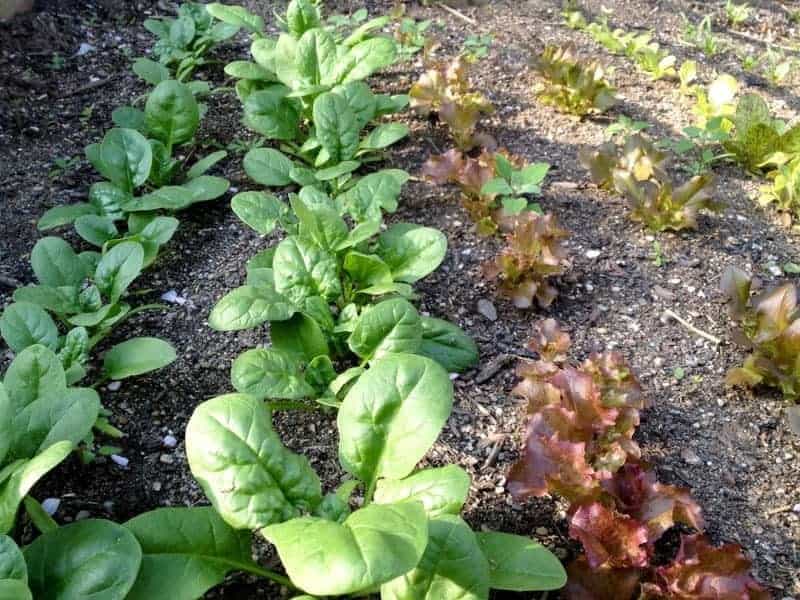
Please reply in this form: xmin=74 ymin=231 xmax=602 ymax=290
xmin=765 ymin=504 xmax=795 ymax=517
xmin=482 ymin=436 xmax=505 ymax=470
xmin=662 ymin=309 xmax=722 ymax=345
xmin=439 ymin=2 xmax=478 ymax=26
xmin=726 ymin=29 xmax=800 ymax=55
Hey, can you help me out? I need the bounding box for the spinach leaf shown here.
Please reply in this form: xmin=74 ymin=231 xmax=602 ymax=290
xmin=374 ymin=466 xmax=471 ymax=518
xmin=262 ymin=501 xmax=428 ymax=596
xmin=185 ymin=393 xmax=322 ymax=530
xmin=337 ymin=353 xmax=453 ymax=485
xmin=347 ymin=298 xmax=422 ymax=360
xmin=476 ymin=531 xmax=567 ymax=591
xmin=313 ymin=92 xmax=359 ymax=164
xmin=145 ymin=80 xmax=200 ymax=148
xmin=231 ymin=347 xmax=315 ymax=399
xmin=376 ymin=223 xmax=447 ymax=283
xmin=418 ymin=317 xmax=479 ymax=373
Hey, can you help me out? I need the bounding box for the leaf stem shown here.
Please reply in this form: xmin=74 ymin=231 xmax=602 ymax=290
xmin=232 ymin=560 xmax=296 ymax=590
xmin=23 ymin=496 xmax=58 ymax=534
xmin=363 ymin=477 xmax=377 ymax=506
xmin=265 ymin=400 xmax=316 ymax=411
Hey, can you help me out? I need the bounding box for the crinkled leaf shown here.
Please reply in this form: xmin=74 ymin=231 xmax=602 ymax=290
xmin=347 ymin=298 xmax=422 ymax=360
xmin=374 ymin=465 xmax=470 ymax=518
xmin=30 ymin=237 xmax=88 ymax=288
xmin=0 ymin=302 xmax=59 ymax=353
xmin=243 ymin=148 xmax=294 ymax=187
xmin=231 ymin=191 xmax=288 ymax=236
xmin=377 ymin=223 xmax=447 ymax=283
xmin=273 ymin=237 xmax=342 ymax=304
xmin=418 ymin=317 xmax=478 ymax=373
xmin=231 ymin=347 xmax=314 ymax=399
xmin=209 ymin=285 xmax=296 ymax=331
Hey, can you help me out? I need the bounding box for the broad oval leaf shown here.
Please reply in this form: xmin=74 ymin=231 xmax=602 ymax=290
xmin=224 ymin=60 xmax=274 ymax=81
xmin=347 ymin=298 xmax=422 ymax=360
xmin=374 ymin=465 xmax=471 ymax=518
xmin=145 ymin=80 xmax=200 ymax=147
xmin=206 ymin=2 xmax=263 ymax=33
xmin=0 ymin=302 xmax=59 ymax=353
xmin=74 ymin=215 xmax=118 ymax=247
xmin=243 ymin=87 xmax=301 ymax=141
xmin=94 ymin=241 xmax=144 ymax=303
xmin=0 ymin=535 xmax=26 ymax=582
xmin=30 ymin=237 xmax=88 ymax=288
xmin=296 ymin=28 xmax=337 ymax=86
xmin=231 ymin=348 xmax=314 ymax=399
xmin=418 ymin=317 xmax=478 ymax=373
xmin=24 ymin=519 xmax=142 ymax=600
xmin=37 ymin=204 xmax=97 ymax=231
xmin=338 ymin=353 xmax=453 ymax=484
xmin=243 ymin=148 xmax=294 ymax=187
xmin=99 ymin=128 xmax=152 ymax=192
xmin=208 ymin=285 xmax=296 ymax=331
xmin=182 ymin=175 xmax=230 ymax=204
xmin=359 ymin=122 xmax=409 ymax=151
xmin=270 ymin=312 xmax=330 ymax=362
xmin=231 ymin=191 xmax=288 ymax=235
xmin=186 ymin=394 xmax=322 ymax=530
xmin=313 ymin=92 xmax=359 ymax=163
xmin=133 ymin=57 xmax=170 ymax=85
xmin=262 ymin=502 xmax=428 ymax=596
xmin=124 ymin=507 xmax=255 ymax=600
xmin=186 ymin=150 xmax=228 ymax=180
xmin=286 ymin=0 xmax=320 ymax=37
xmin=333 ymin=81 xmax=376 ymax=129
xmin=103 ymin=337 xmax=176 ymax=380
xmin=333 ymin=37 xmax=397 ymax=84
xmin=381 ymin=514 xmax=490 ymax=600
xmin=476 ymin=531 xmax=567 ymax=591
xmin=377 ymin=223 xmax=447 ymax=283
xmin=273 ymin=237 xmax=342 ymax=304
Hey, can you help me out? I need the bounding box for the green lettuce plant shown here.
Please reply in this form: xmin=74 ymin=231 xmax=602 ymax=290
xmin=142 ymin=2 xmax=240 ymax=81
xmin=723 ymin=93 xmax=800 ymax=173
xmin=213 ymin=196 xmax=477 ymax=406
xmin=530 ymin=45 xmax=617 ymax=116
xmin=759 ymin=156 xmax=800 ymax=222
xmin=183 ymin=355 xmax=567 ymax=597
xmin=721 ymin=266 xmax=800 ymax=402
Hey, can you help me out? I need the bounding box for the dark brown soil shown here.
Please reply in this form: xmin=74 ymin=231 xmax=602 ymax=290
xmin=1 ymin=0 xmax=798 ymax=598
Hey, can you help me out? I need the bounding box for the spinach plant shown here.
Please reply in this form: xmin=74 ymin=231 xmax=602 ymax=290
xmin=142 ymin=2 xmax=240 ymax=81
xmin=184 ymin=355 xmax=566 ymax=597
xmin=213 ymin=196 xmax=477 ymax=406
xmin=39 ymin=80 xmax=229 ymax=265
xmin=0 ymin=345 xmax=100 ymax=533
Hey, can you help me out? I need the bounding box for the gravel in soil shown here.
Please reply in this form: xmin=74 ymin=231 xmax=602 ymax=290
xmin=1 ymin=0 xmax=799 ymax=597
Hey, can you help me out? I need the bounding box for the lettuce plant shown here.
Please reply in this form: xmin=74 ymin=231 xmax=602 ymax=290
xmin=723 ymin=93 xmax=800 ymax=173
xmin=530 ymin=45 xmax=617 ymax=116
xmin=410 ymin=56 xmax=495 ymax=149
xmin=759 ymin=156 xmax=800 ymax=221
xmin=580 ymin=133 xmax=720 ymax=232
xmin=213 ymin=196 xmax=477 ymax=405
xmin=483 ymin=212 xmax=570 ymax=308
xmin=422 ymin=148 xmax=549 ymax=234
xmin=180 ymin=354 xmax=566 ymax=597
xmin=142 ymin=2 xmax=240 ymax=81
xmin=721 ymin=266 xmax=800 ymax=402
xmin=507 ymin=319 xmax=765 ymax=598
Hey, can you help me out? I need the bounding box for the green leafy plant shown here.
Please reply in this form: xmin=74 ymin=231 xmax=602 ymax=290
xmin=723 ymin=93 xmax=800 ymax=173
xmin=530 ymin=45 xmax=617 ymax=116
xmin=692 ymin=74 xmax=739 ymax=127
xmin=760 ymin=47 xmax=794 ymax=86
xmin=679 ymin=60 xmax=697 ymax=94
xmin=410 ymin=56 xmax=494 ymax=149
xmin=722 ymin=266 xmax=800 ymax=402
xmin=47 ymin=155 xmax=80 ymax=179
xmin=605 ymin=115 xmax=650 ymax=139
xmin=393 ymin=5 xmax=433 ymax=60
xmin=182 ymin=356 xmax=567 ymax=597
xmin=759 ymin=156 xmax=800 ymax=222
xmin=214 ymin=195 xmax=477 ymax=405
xmin=682 ymin=15 xmax=724 ymax=57
xmin=142 ymin=2 xmax=240 ymax=81
xmin=725 ymin=0 xmax=751 ymax=28
xmin=658 ymin=118 xmax=733 ymax=175
xmin=38 ymin=80 xmax=229 ymax=265
xmin=484 ymin=212 xmax=570 ymax=308
xmin=462 ymin=33 xmax=493 ymax=62
xmin=422 ymin=148 xmax=549 ymax=235
xmin=580 ymin=133 xmax=721 ymax=231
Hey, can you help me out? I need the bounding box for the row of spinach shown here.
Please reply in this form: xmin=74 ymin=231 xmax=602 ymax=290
xmin=0 ymin=2 xmax=568 ymax=599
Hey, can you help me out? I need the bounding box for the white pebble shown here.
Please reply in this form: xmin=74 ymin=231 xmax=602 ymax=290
xmin=161 ymin=290 xmax=187 ymax=305
xmin=107 ymin=381 xmax=121 ymax=391
xmin=163 ymin=434 xmax=178 ymax=448
xmin=41 ymin=498 xmax=60 ymax=516
xmin=585 ymin=249 xmax=601 ymax=259
xmin=111 ymin=454 xmax=129 ymax=468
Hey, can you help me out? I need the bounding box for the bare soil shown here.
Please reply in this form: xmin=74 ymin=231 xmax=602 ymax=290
xmin=1 ymin=0 xmax=798 ymax=597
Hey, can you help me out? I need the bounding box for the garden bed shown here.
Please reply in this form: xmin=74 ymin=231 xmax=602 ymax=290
xmin=0 ymin=0 xmax=798 ymax=597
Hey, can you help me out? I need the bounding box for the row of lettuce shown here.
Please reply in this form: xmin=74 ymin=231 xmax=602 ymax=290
xmin=0 ymin=2 xmax=568 ymax=599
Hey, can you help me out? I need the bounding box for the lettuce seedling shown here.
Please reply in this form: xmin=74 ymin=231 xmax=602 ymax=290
xmin=214 ymin=196 xmax=478 ymax=404
xmin=759 ymin=156 xmax=800 ymax=222
xmin=183 ymin=356 xmax=565 ymax=597
xmin=581 ymin=133 xmax=721 ymax=231
xmin=142 ymin=2 xmax=240 ymax=81
xmin=410 ymin=56 xmax=495 ymax=149
xmin=721 ymin=266 xmax=800 ymax=402
xmin=723 ymin=93 xmax=800 ymax=173
xmin=530 ymin=45 xmax=617 ymax=116
xmin=484 ymin=212 xmax=570 ymax=308
xmin=423 ymin=148 xmax=548 ymax=234
xmin=692 ymin=74 xmax=739 ymax=128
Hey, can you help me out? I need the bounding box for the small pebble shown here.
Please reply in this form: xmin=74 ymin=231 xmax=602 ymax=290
xmin=110 ymin=454 xmax=129 ymax=467
xmin=159 ymin=454 xmax=174 ymax=464
xmin=681 ymin=448 xmax=702 ymax=465
xmin=163 ymin=434 xmax=177 ymax=448
xmin=107 ymin=381 xmax=121 ymax=392
xmin=75 ymin=510 xmax=91 ymax=521
xmin=585 ymin=249 xmax=601 ymax=259
xmin=41 ymin=498 xmax=60 ymax=515
xmin=476 ymin=299 xmax=497 ymax=321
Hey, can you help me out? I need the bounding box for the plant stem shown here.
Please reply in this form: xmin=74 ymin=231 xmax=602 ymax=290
xmin=266 ymin=400 xmax=316 ymax=411
xmin=233 ymin=561 xmax=296 ymax=590
xmin=23 ymin=496 xmax=58 ymax=534
xmin=363 ymin=477 xmax=377 ymax=506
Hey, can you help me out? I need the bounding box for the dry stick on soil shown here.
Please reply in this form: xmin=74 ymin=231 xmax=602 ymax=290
xmin=765 ymin=504 xmax=795 ymax=516
xmin=439 ymin=2 xmax=478 ymax=26
xmin=661 ymin=308 xmax=721 ymax=345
